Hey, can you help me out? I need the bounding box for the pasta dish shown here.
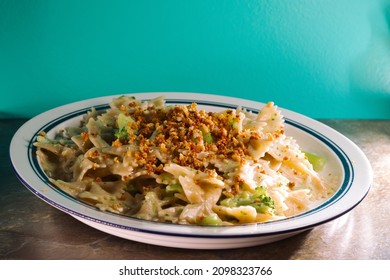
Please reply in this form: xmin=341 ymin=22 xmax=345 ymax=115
xmin=34 ymin=95 xmax=335 ymax=225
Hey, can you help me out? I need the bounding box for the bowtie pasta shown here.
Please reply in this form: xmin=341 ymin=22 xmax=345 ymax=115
xmin=34 ymin=95 xmax=335 ymax=225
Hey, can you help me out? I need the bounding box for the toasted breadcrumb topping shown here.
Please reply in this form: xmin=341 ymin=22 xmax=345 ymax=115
xmin=115 ymin=102 xmax=279 ymax=175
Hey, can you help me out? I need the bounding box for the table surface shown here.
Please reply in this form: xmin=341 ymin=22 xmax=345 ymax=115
xmin=1 ymin=119 xmax=389 ymax=260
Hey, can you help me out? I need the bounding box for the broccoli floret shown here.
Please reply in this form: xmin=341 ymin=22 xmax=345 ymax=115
xmin=114 ymin=113 xmax=134 ymax=141
xmin=303 ymin=151 xmax=326 ymax=171
xmin=220 ymin=187 xmax=275 ymax=214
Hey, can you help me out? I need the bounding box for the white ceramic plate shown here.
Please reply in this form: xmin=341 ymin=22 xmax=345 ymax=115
xmin=10 ymin=93 xmax=372 ymax=249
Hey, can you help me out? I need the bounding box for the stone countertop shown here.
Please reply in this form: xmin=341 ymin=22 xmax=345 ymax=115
xmin=1 ymin=119 xmax=389 ymax=260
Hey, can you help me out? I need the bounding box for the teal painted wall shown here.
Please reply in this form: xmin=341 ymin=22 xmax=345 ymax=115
xmin=1 ymin=0 xmax=390 ymax=119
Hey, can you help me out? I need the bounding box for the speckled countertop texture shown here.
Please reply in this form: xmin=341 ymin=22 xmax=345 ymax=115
xmin=1 ymin=119 xmax=389 ymax=259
